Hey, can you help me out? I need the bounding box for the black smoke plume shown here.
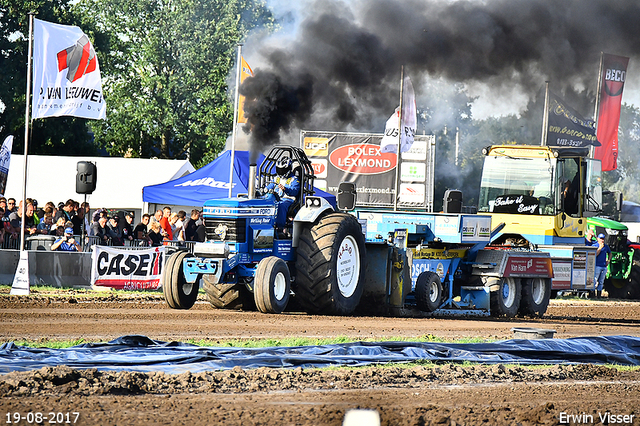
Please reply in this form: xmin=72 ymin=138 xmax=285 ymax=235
xmin=240 ymin=0 xmax=640 ymax=156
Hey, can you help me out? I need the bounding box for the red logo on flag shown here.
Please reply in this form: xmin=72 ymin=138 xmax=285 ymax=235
xmin=604 ymin=62 xmax=627 ymax=97
xmin=57 ymin=35 xmax=97 ymax=83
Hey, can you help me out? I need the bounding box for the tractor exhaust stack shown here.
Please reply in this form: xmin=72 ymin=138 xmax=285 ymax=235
xmin=248 ymin=164 xmax=257 ymax=199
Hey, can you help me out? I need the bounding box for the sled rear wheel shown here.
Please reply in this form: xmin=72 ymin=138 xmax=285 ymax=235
xmin=490 ymin=277 xmax=521 ymax=318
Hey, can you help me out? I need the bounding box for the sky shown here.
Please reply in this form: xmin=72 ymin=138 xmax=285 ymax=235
xmin=235 ymin=0 xmax=640 ymax=152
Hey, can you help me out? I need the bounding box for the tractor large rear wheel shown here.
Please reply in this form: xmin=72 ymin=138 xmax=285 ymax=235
xmin=628 ymin=264 xmax=640 ymax=300
xmin=604 ymin=278 xmax=631 ymax=299
xmin=203 ymin=276 xmax=253 ymax=310
xmin=162 ymin=251 xmax=198 ymax=309
xmin=295 ymin=213 xmax=366 ymax=315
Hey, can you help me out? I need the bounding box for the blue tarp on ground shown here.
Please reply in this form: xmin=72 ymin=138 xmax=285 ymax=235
xmin=1 ymin=335 xmax=639 ymax=374
xmin=142 ymin=150 xmax=336 ymax=207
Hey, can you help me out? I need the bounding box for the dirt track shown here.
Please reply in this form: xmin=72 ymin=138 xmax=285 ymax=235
xmin=1 ymin=291 xmax=640 ymax=425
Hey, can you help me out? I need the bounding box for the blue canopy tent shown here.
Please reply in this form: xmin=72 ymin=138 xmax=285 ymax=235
xmin=142 ymin=150 xmax=336 ymax=207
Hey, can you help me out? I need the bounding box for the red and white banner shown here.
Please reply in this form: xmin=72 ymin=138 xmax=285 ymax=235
xmin=594 ymin=53 xmax=629 ymax=171
xmin=32 ymin=18 xmax=106 ymax=120
xmin=91 ymin=246 xmax=166 ymax=290
xmin=0 ymin=135 xmax=13 ymax=197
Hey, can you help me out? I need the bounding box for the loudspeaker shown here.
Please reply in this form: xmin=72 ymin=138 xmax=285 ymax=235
xmin=76 ymin=161 xmax=97 ymax=194
xmin=443 ymin=189 xmax=462 ymax=213
xmin=337 ymin=182 xmax=357 ymax=211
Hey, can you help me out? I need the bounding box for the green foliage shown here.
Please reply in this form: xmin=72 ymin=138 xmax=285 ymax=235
xmin=0 ymin=0 xmax=98 ymax=155
xmin=75 ymin=0 xmax=274 ymax=166
xmin=602 ymin=103 xmax=640 ymax=202
xmin=4 ymin=334 xmax=495 ymax=349
xmin=416 ymin=81 xmax=480 ymax=210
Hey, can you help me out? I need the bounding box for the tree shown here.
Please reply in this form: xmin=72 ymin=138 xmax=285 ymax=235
xmin=604 ymin=103 xmax=640 ymax=202
xmin=0 ymin=0 xmax=98 ymax=156
xmin=416 ymin=80 xmax=481 ymax=210
xmin=76 ymin=0 xmax=274 ymax=167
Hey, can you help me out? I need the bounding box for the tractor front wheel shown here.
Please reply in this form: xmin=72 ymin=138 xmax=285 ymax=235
xmin=254 ymin=256 xmax=291 ymax=314
xmin=162 ymin=251 xmax=198 ymax=309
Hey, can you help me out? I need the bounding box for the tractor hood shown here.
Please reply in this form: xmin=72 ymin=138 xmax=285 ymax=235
xmin=203 ymin=196 xmax=275 ymax=209
xmin=587 ymin=216 xmax=628 ymax=231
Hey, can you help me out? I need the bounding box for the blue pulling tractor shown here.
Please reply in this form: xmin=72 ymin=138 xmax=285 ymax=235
xmin=162 ymin=145 xmax=367 ymax=315
xmin=163 ymin=145 xmax=555 ymax=317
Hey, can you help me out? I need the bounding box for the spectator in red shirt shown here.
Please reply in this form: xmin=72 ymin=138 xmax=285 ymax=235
xmin=159 ymin=206 xmax=173 ymax=240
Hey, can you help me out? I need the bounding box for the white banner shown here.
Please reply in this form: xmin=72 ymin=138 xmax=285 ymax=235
xmin=380 ymin=75 xmax=417 ymax=153
xmin=401 ymin=75 xmax=417 ymax=152
xmin=32 ymin=18 xmax=106 ymax=120
xmin=91 ymin=246 xmax=166 ymax=290
xmin=0 ymin=135 xmax=13 ymax=197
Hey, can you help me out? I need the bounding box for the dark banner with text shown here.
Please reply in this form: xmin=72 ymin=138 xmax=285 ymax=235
xmin=546 ymin=92 xmax=599 ymax=148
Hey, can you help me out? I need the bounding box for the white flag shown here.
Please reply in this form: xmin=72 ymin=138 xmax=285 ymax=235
xmin=32 ymin=18 xmax=106 ymax=120
xmin=401 ymin=76 xmax=417 ymax=152
xmin=380 ymin=75 xmax=417 ymax=153
xmin=0 ymin=135 xmax=13 ymax=197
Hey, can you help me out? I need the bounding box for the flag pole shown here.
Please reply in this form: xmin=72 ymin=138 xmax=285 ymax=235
xmin=393 ymin=66 xmax=404 ymax=212
xmin=228 ymin=44 xmax=243 ymax=198
xmin=20 ymin=14 xmax=34 ymax=250
xmin=540 ymin=81 xmax=549 ymax=146
xmin=591 ymin=52 xmax=604 ymax=159
xmin=11 ymin=14 xmax=34 ymax=296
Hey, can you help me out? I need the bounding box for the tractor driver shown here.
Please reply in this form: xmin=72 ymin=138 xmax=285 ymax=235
xmin=265 ymin=157 xmax=301 ymax=229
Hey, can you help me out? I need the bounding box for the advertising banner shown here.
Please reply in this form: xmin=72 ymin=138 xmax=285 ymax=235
xmin=594 ymin=53 xmax=630 ymax=171
xmin=32 ymin=18 xmax=106 ymax=120
xmin=0 ymin=135 xmax=13 ymax=197
xmin=237 ymin=56 xmax=253 ymax=124
xmin=546 ymin=92 xmax=599 ymax=148
xmin=302 ymin=131 xmax=434 ymax=209
xmin=91 ymin=246 xmax=166 ymax=290
xmin=380 ymin=75 xmax=417 ymax=153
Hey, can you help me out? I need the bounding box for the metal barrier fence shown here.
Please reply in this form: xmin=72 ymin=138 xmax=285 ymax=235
xmin=1 ymin=236 xmax=20 ymax=250
xmin=3 ymin=234 xmax=195 ymax=254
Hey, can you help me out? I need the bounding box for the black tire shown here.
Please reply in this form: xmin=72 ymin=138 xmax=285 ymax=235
xmin=490 ymin=277 xmax=521 ymax=318
xmin=519 ymin=278 xmax=551 ymax=317
xmin=604 ymin=278 xmax=631 ymax=299
xmin=629 ymin=264 xmax=640 ymax=300
xmin=254 ymin=256 xmax=291 ymax=314
xmin=203 ymin=275 xmax=252 ymax=310
xmin=162 ymin=250 xmax=179 ymax=308
xmin=295 ymin=213 xmax=366 ymax=315
xmin=415 ymin=271 xmax=442 ymax=312
xmin=163 ymin=251 xmax=198 ymax=309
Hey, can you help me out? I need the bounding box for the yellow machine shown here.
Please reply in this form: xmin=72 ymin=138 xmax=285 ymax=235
xmin=478 ymin=145 xmax=603 ymax=244
xmin=478 ymin=145 xmax=601 ymax=293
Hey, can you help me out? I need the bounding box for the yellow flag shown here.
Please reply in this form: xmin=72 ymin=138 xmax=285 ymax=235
xmin=237 ymin=56 xmax=253 ymax=124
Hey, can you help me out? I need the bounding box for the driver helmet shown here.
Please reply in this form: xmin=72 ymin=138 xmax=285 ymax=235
xmin=276 ymin=157 xmax=292 ymax=175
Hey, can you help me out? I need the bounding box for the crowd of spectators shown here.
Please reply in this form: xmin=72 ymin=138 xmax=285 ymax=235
xmin=0 ymin=196 xmax=206 ymax=250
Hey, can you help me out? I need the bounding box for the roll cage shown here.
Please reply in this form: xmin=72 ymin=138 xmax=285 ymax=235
xmin=258 ymin=145 xmax=316 ymax=213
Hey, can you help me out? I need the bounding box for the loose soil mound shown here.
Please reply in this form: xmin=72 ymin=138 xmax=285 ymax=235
xmin=2 ymin=289 xmax=640 ymax=425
